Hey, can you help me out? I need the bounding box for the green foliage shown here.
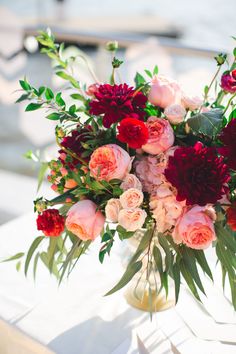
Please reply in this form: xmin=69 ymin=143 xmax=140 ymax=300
xmin=186 ymin=108 xmax=223 ymax=137
xmin=112 ymin=57 xmax=123 ymax=69
xmin=99 ymin=226 xmax=116 ymax=263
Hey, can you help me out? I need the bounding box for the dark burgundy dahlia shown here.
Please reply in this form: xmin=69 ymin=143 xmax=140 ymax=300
xmin=218 ymin=118 xmax=236 ymax=170
xmin=89 ymin=83 xmax=147 ymax=128
xmin=165 ymin=142 xmax=230 ymax=206
xmin=221 ymin=70 xmax=236 ymax=94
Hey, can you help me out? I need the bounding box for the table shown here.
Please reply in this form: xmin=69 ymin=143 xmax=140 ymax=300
xmin=0 ymin=213 xmax=235 ymax=354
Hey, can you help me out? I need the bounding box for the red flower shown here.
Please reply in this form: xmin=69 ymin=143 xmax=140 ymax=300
xmin=89 ymin=84 xmax=147 ymax=128
xmin=59 ymin=126 xmax=92 ymax=168
xmin=226 ymin=203 xmax=236 ymax=231
xmin=117 ymin=118 xmax=149 ymax=149
xmin=165 ymin=142 xmax=230 ymax=206
xmin=37 ymin=209 xmax=65 ymax=237
xmin=218 ymin=118 xmax=236 ymax=170
xmin=221 ymin=70 xmax=236 ymax=93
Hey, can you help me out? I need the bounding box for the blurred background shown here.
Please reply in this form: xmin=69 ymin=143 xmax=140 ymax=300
xmin=0 ymin=0 xmax=235 ymax=224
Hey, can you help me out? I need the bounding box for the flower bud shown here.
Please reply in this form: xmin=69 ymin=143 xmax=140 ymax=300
xmin=106 ymin=41 xmax=118 ymax=52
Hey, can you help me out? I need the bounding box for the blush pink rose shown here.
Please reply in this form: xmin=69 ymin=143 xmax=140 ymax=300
xmin=105 ymin=198 xmax=122 ymax=222
xmin=118 ymin=208 xmax=147 ymax=232
xmin=142 ymin=117 xmax=174 ymax=155
xmin=66 ymin=200 xmax=105 ymax=241
xmin=181 ymin=94 xmax=203 ymax=111
xmin=148 ymin=75 xmax=181 ymax=108
xmin=120 ymin=188 xmax=144 ymax=209
xmin=172 ymin=205 xmax=216 ymax=249
xmin=164 ymin=104 xmax=186 ymax=125
xmin=89 ymin=144 xmax=131 ymax=181
xmin=120 ymin=174 xmax=142 ymax=191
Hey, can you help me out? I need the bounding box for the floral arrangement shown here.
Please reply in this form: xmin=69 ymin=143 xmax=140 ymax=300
xmin=10 ymin=31 xmax=236 ymax=309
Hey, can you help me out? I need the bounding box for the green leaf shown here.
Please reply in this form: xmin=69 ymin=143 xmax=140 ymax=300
xmin=172 ymin=263 xmax=181 ymax=303
xmin=56 ymin=92 xmax=65 ymax=107
xmin=56 ymin=71 xmax=80 ymax=89
xmin=46 ymin=113 xmax=61 ymax=120
xmin=24 ymin=236 xmax=44 ymax=276
xmin=59 ymin=240 xmax=81 ymax=284
xmin=19 ymin=79 xmax=31 ymax=91
xmin=129 ymin=228 xmax=153 ymax=264
xmin=45 ymin=87 xmax=54 ymax=100
xmin=16 ymin=261 xmax=21 ymax=272
xmin=105 ymin=260 xmax=142 ymax=296
xmin=182 ymin=249 xmax=206 ymax=295
xmin=158 ymin=234 xmax=172 ymax=273
xmin=33 ymin=252 xmax=40 ymax=280
xmin=70 ymin=93 xmax=86 ymax=102
xmin=180 ymin=261 xmax=201 ymax=302
xmin=186 ymin=108 xmax=223 ymax=137
xmin=153 ymin=246 xmax=163 ymax=273
xmin=215 ymin=223 xmax=236 ymax=254
xmin=25 ymin=103 xmax=43 ymax=112
xmin=216 ymin=242 xmax=235 ymax=279
xmin=1 ymin=252 xmax=24 ymax=263
xmin=15 ymin=93 xmax=29 ymax=103
xmin=193 ymin=249 xmax=213 ymax=281
xmin=37 ymin=162 xmax=48 ymax=192
xmin=153 ymin=65 xmax=158 ymax=75
xmin=228 ymin=274 xmax=236 ymax=310
xmin=48 ymin=237 xmax=58 ymax=273
xmin=134 ymin=72 xmax=145 ymax=87
xmin=69 ymin=104 xmax=76 ymax=115
xmin=144 ymin=69 xmax=152 ymax=78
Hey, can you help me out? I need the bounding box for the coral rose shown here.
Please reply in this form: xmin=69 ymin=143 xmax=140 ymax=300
xmin=89 ymin=144 xmax=131 ymax=181
xmin=120 ymin=174 xmax=142 ymax=191
xmin=118 ymin=208 xmax=147 ymax=232
xmin=181 ymin=94 xmax=203 ymax=111
xmin=148 ymin=75 xmax=181 ymax=108
xmin=105 ymin=198 xmax=122 ymax=223
xmin=120 ymin=188 xmax=144 ymax=209
xmin=172 ymin=205 xmax=216 ymax=249
xmin=66 ymin=200 xmax=105 ymax=241
xmin=164 ymin=104 xmax=186 ymax=125
xmin=142 ymin=117 xmax=174 ymax=155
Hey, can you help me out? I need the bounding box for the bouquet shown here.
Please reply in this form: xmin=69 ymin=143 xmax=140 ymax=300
xmin=10 ymin=30 xmax=236 ymax=309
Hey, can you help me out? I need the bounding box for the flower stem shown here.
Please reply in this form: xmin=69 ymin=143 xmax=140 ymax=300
xmin=223 ymin=93 xmax=236 ymax=115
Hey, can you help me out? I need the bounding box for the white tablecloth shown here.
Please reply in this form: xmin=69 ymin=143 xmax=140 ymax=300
xmin=0 ymin=213 xmax=235 ymax=354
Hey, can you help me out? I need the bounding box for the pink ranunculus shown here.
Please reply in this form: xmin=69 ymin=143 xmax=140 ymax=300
xmin=142 ymin=117 xmax=174 ymax=155
xmin=181 ymin=94 xmax=203 ymax=111
xmin=164 ymin=104 xmax=186 ymax=125
xmin=66 ymin=200 xmax=105 ymax=241
xmin=105 ymin=198 xmax=122 ymax=222
xmin=148 ymin=75 xmax=181 ymax=108
xmin=172 ymin=205 xmax=216 ymax=249
xmin=118 ymin=208 xmax=147 ymax=232
xmin=120 ymin=188 xmax=144 ymax=209
xmin=120 ymin=174 xmax=142 ymax=191
xmin=86 ymin=83 xmax=100 ymax=96
xmin=150 ymin=183 xmax=185 ymax=233
xmin=89 ymin=144 xmax=131 ymax=181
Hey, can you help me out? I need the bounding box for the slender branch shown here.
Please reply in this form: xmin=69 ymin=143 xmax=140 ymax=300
xmin=223 ymin=93 xmax=236 ymax=115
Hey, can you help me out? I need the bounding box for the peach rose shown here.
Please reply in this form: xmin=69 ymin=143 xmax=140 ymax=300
xmin=181 ymin=94 xmax=203 ymax=111
xmin=142 ymin=117 xmax=174 ymax=155
xmin=120 ymin=174 xmax=142 ymax=191
xmin=148 ymin=75 xmax=181 ymax=108
xmin=164 ymin=104 xmax=186 ymax=125
xmin=120 ymin=188 xmax=144 ymax=209
xmin=105 ymin=198 xmax=122 ymax=222
xmin=89 ymin=144 xmax=131 ymax=181
xmin=66 ymin=200 xmax=105 ymax=241
xmin=118 ymin=208 xmax=147 ymax=232
xmin=172 ymin=205 xmax=216 ymax=249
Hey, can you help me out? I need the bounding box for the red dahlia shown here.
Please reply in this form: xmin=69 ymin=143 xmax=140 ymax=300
xmin=218 ymin=118 xmax=236 ymax=170
xmin=89 ymin=83 xmax=147 ymax=128
xmin=164 ymin=142 xmax=230 ymax=206
xmin=117 ymin=118 xmax=149 ymax=149
xmin=37 ymin=209 xmax=65 ymax=237
xmin=226 ymin=203 xmax=236 ymax=231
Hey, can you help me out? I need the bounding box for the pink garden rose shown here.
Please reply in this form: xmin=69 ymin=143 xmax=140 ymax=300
xmin=105 ymin=198 xmax=122 ymax=222
xmin=164 ymin=104 xmax=186 ymax=125
xmin=148 ymin=75 xmax=181 ymax=108
xmin=89 ymin=144 xmax=131 ymax=181
xmin=120 ymin=174 xmax=142 ymax=191
xmin=142 ymin=117 xmax=174 ymax=155
xmin=181 ymin=94 xmax=203 ymax=111
xmin=118 ymin=208 xmax=147 ymax=232
xmin=66 ymin=200 xmax=105 ymax=241
xmin=120 ymin=188 xmax=144 ymax=209
xmin=172 ymin=205 xmax=216 ymax=249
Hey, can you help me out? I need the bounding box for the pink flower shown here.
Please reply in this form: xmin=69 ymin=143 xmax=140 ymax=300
xmin=164 ymin=104 xmax=186 ymax=124
xmin=142 ymin=117 xmax=174 ymax=155
xmin=120 ymin=188 xmax=144 ymax=209
xmin=181 ymin=94 xmax=203 ymax=111
xmin=86 ymin=83 xmax=100 ymax=96
xmin=66 ymin=200 xmax=105 ymax=241
xmin=148 ymin=75 xmax=181 ymax=108
xmin=172 ymin=205 xmax=216 ymax=249
xmin=120 ymin=174 xmax=142 ymax=191
xmin=105 ymin=198 xmax=122 ymax=222
xmin=118 ymin=208 xmax=147 ymax=232
xmin=150 ymin=183 xmax=185 ymax=233
xmin=89 ymin=144 xmax=131 ymax=181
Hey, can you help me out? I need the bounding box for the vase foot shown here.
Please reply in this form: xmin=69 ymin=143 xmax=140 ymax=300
xmin=125 ymin=288 xmax=175 ymax=312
